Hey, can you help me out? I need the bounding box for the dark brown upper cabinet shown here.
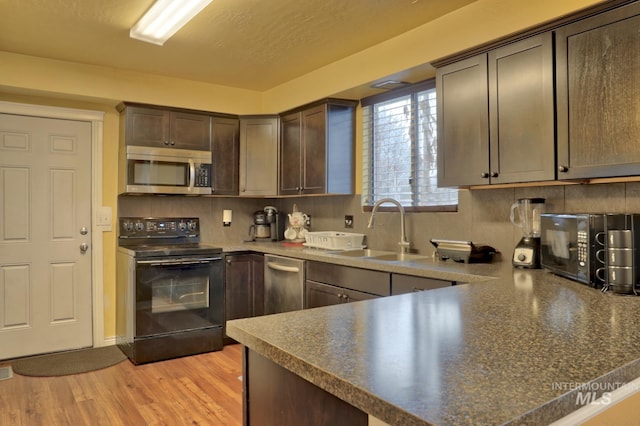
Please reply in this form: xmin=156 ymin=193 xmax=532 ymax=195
xmin=556 ymin=2 xmax=640 ymax=179
xmin=436 ymin=55 xmax=489 ymax=187
xmin=279 ymin=99 xmax=357 ymax=196
xmin=119 ymin=103 xmax=211 ymax=151
xmin=239 ymin=116 xmax=279 ymax=197
xmin=211 ymin=116 xmax=239 ymax=195
xmin=488 ymin=33 xmax=556 ymax=184
xmin=436 ymin=33 xmax=555 ymax=187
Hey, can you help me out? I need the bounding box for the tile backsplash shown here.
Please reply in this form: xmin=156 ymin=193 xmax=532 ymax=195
xmin=118 ymin=181 xmax=640 ymax=259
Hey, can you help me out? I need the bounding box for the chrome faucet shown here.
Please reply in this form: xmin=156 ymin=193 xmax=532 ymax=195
xmin=368 ymin=198 xmax=411 ymax=254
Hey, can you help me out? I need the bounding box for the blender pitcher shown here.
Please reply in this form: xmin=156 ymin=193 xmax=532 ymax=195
xmin=510 ymin=198 xmax=545 ymax=268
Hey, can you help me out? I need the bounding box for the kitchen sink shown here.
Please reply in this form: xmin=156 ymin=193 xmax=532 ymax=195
xmin=329 ymin=249 xmax=394 ymax=258
xmin=329 ymin=249 xmax=428 ymax=262
xmin=370 ymin=253 xmax=429 ymax=262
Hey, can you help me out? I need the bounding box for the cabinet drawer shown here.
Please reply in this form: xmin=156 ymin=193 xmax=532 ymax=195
xmin=306 ymin=261 xmax=390 ymax=296
xmin=391 ymin=274 xmax=451 ymax=295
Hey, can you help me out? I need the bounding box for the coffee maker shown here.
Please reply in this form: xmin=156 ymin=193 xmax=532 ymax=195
xmin=249 ymin=206 xmax=285 ymax=241
xmin=511 ymin=198 xmax=545 ymax=268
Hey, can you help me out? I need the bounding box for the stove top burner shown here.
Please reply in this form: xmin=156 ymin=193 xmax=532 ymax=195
xmin=118 ymin=217 xmax=222 ymax=258
xmin=126 ymin=243 xmax=222 ymax=258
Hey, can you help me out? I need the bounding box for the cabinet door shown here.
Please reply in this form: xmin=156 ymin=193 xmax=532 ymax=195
xmin=211 ymin=116 xmax=239 ymax=195
xmin=280 ymin=112 xmax=302 ymax=195
xmin=124 ymin=106 xmax=170 ymax=147
xmin=170 ymin=111 xmax=211 ymax=151
xmin=341 ymin=287 xmax=378 ymax=303
xmin=556 ymin=3 xmax=640 ymax=179
xmin=306 ymin=261 xmax=390 ymax=297
xmin=391 ymin=274 xmax=451 ymax=295
xmin=249 ymin=254 xmax=265 ymax=316
xmin=436 ymin=54 xmax=489 ymax=186
xmin=305 ymin=280 xmax=344 ymax=308
xmin=239 ymin=117 xmax=279 ymax=196
xmin=301 ymin=105 xmax=326 ymax=194
xmin=225 ymin=254 xmax=264 ymax=321
xmin=488 ymin=33 xmax=555 ymax=183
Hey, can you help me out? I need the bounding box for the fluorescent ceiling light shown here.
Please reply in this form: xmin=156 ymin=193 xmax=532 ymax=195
xmin=130 ymin=0 xmax=213 ymax=46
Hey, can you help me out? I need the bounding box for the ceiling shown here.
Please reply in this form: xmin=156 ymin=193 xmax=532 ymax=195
xmin=0 ymin=0 xmax=476 ymax=92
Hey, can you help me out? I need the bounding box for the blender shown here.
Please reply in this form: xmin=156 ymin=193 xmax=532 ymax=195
xmin=510 ymin=198 xmax=545 ymax=268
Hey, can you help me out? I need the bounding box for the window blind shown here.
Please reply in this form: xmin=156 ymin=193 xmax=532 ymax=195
xmin=362 ymin=80 xmax=458 ymax=208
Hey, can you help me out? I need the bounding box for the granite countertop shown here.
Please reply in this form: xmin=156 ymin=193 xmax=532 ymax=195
xmin=220 ymin=241 xmax=507 ymax=283
xmin=226 ymin=265 xmax=640 ymax=425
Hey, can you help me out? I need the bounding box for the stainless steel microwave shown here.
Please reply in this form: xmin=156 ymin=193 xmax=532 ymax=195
xmin=121 ymin=146 xmax=211 ymax=195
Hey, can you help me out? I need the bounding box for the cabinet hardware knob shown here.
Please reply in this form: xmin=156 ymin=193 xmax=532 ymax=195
xmin=490 ymin=172 xmax=498 ymax=178
xmin=164 ymin=141 xmax=169 ymax=145
xmin=481 ymin=172 xmax=490 ymax=179
xmin=170 ymin=141 xmax=175 ymax=145
xmin=558 ymin=165 xmax=569 ymax=173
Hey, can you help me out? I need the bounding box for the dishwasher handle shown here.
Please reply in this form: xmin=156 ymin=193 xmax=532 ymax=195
xmin=267 ymin=262 xmax=300 ymax=273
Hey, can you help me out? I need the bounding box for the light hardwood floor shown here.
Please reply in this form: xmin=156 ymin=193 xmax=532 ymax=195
xmin=0 ymin=344 xmax=243 ymax=425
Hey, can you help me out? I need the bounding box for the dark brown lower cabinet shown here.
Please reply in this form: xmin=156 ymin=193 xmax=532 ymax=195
xmin=224 ymin=253 xmax=264 ymax=342
xmin=391 ymin=274 xmax=453 ymax=295
xmin=305 ymin=261 xmax=390 ymax=308
xmin=305 ymin=280 xmax=378 ymax=308
xmin=244 ymin=348 xmax=367 ymax=426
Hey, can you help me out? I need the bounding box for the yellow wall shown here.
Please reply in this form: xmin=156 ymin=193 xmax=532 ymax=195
xmin=0 ymin=0 xmax=604 ymax=341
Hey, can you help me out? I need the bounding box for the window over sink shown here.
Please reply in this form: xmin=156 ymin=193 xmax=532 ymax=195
xmin=361 ymin=79 xmax=458 ymax=211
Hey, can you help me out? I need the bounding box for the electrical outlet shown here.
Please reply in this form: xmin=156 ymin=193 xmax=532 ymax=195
xmin=345 ymin=215 xmax=353 ymax=228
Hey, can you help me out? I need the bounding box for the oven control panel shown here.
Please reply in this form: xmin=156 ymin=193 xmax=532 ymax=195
xmin=119 ymin=217 xmax=199 ymax=239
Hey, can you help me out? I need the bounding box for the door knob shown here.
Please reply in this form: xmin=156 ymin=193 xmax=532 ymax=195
xmin=80 ymin=243 xmax=89 ymax=253
xmin=80 ymin=226 xmax=88 ymax=235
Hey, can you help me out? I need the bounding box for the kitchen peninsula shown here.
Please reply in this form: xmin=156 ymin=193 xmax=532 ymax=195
xmin=227 ymin=263 xmax=640 ymax=425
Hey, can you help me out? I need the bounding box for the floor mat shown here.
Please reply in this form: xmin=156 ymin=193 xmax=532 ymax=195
xmin=11 ymin=346 xmax=127 ymax=377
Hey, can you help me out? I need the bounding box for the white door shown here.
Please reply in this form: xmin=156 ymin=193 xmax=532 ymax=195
xmin=0 ymin=113 xmax=93 ymax=360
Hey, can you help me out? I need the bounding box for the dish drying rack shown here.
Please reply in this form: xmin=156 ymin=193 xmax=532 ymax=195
xmin=303 ymin=231 xmax=365 ymax=250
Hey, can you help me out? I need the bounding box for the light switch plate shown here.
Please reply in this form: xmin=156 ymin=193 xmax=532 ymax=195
xmin=96 ymin=206 xmax=112 ymax=232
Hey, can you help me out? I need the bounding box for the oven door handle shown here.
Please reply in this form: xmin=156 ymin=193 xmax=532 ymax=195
xmin=136 ymin=256 xmax=221 ymax=266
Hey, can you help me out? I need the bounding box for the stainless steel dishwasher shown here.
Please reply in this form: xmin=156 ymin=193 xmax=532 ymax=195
xmin=264 ymin=254 xmax=305 ymax=314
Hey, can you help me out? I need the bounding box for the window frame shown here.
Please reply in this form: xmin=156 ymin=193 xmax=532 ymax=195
xmin=361 ymin=79 xmax=458 ymax=213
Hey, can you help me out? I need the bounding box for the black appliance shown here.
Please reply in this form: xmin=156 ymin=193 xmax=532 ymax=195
xmin=430 ymin=239 xmax=497 ymax=263
xmin=540 ymin=213 xmax=605 ymax=288
xmin=249 ymin=206 xmax=286 ymax=241
xmin=116 ymin=217 xmax=223 ymax=364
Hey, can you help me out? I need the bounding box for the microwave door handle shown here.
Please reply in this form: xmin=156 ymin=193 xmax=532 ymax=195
xmin=188 ymin=159 xmax=196 ymax=191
